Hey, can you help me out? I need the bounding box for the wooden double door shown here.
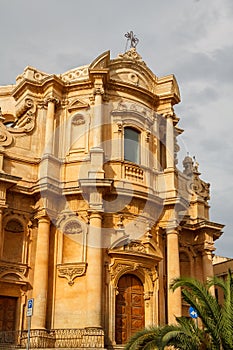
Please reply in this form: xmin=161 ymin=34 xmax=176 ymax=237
xmin=115 ymin=274 xmax=145 ymax=344
xmin=0 ymin=296 xmax=17 ymax=343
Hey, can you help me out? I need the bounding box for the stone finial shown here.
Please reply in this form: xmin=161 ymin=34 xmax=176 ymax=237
xmin=183 ymin=154 xmax=193 ymax=177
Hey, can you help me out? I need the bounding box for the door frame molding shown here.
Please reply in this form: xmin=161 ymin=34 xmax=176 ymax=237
xmin=107 ymin=253 xmax=159 ymax=345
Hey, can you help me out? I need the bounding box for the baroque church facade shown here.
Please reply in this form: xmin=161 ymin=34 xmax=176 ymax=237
xmin=0 ymin=48 xmax=223 ymax=349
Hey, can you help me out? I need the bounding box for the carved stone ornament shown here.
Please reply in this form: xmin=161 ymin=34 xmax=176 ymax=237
xmin=0 ymin=124 xmax=13 ymax=147
xmin=56 ymin=204 xmax=87 ymax=235
xmin=117 ymin=48 xmax=145 ymax=65
xmin=0 ymin=98 xmax=37 ymax=146
xmin=16 ymin=66 xmax=50 ymax=84
xmin=72 ymin=114 xmax=85 ymax=126
xmin=60 ymin=65 xmax=89 ymax=83
xmin=0 ymin=261 xmax=28 ymax=279
xmin=126 ymin=241 xmax=147 ymax=253
xmin=112 ymin=100 xmax=155 ymax=128
xmin=63 ymin=220 xmax=83 ymax=234
xmin=109 ymin=262 xmax=133 ymax=280
xmin=186 ymin=172 xmax=210 ymax=201
xmin=57 ymin=262 xmax=87 ymax=285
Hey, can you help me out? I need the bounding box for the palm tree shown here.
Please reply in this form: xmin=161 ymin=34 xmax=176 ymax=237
xmin=125 ymin=317 xmax=210 ymax=350
xmin=125 ymin=270 xmax=233 ymax=350
xmin=170 ymin=270 xmax=233 ymax=349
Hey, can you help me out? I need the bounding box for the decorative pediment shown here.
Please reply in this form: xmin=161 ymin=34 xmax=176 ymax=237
xmin=89 ymin=50 xmax=110 ymax=70
xmin=109 ymin=48 xmax=156 ymax=92
xmin=68 ymin=98 xmax=90 ymax=112
xmin=109 ymin=238 xmax=163 ymax=261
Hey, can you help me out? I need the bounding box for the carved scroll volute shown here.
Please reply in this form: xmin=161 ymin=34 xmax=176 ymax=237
xmin=0 ymin=108 xmax=13 ymax=147
xmin=13 ymin=98 xmax=37 ymax=133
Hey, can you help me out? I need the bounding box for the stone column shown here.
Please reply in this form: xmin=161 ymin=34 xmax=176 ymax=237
xmin=31 ymin=215 xmax=50 ymax=329
xmin=202 ymin=250 xmax=214 ymax=280
xmin=86 ymin=211 xmax=103 ymax=328
xmin=167 ymin=227 xmax=181 ymax=323
xmin=92 ymin=92 xmax=103 ymax=148
xmin=166 ymin=115 xmax=174 ymax=169
xmin=44 ymin=97 xmax=58 ymax=154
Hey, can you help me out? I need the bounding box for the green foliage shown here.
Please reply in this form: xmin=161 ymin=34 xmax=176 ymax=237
xmin=125 ymin=270 xmax=233 ymax=350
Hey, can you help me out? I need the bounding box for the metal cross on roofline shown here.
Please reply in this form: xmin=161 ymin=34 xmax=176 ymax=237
xmin=124 ymin=31 xmax=139 ymax=51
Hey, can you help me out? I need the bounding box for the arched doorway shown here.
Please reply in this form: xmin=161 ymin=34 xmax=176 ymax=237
xmin=115 ymin=274 xmax=145 ymax=344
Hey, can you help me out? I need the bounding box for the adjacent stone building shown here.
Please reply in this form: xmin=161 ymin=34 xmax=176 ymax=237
xmin=0 ymin=48 xmax=224 ymax=349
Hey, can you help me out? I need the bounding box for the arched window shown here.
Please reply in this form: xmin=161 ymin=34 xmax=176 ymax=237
xmin=3 ymin=220 xmax=24 ymax=263
xmin=124 ymin=127 xmax=140 ymax=164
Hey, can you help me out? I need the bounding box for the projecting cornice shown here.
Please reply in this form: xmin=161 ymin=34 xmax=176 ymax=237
xmin=181 ymin=219 xmax=224 ymax=240
xmin=10 ymin=50 xmax=181 ymax=111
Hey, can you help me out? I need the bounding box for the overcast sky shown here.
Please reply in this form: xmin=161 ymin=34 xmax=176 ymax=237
xmin=1 ymin=0 xmax=232 ymax=257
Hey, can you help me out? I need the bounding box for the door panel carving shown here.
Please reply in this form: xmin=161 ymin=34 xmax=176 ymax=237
xmin=115 ymin=274 xmax=144 ymax=344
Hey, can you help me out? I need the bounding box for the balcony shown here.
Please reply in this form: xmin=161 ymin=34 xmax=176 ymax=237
xmin=124 ymin=164 xmax=144 ymax=182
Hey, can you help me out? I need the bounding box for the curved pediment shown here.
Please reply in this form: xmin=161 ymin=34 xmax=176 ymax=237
xmin=109 ymin=238 xmax=163 ymax=262
xmin=89 ymin=50 xmax=110 ymax=70
xmin=109 ymin=49 xmax=156 ymax=92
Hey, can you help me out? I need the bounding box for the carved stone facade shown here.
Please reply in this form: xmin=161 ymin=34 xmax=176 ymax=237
xmin=0 ymin=48 xmax=223 ymax=349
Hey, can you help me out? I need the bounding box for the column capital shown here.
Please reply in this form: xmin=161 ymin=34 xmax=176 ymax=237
xmin=44 ymin=96 xmax=60 ymax=106
xmin=165 ymin=220 xmax=180 ymax=235
xmin=34 ymin=209 xmax=50 ymax=224
xmin=88 ymin=210 xmax=103 ymax=220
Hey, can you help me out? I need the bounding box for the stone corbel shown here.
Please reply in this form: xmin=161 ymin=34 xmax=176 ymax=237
xmin=57 ymin=262 xmax=87 ymax=286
